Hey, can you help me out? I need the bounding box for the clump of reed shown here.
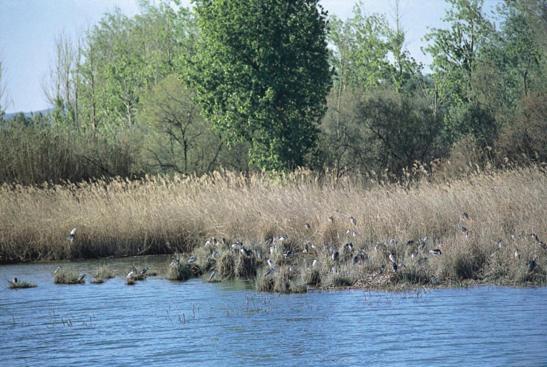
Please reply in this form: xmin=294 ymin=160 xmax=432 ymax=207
xmin=256 ymin=266 xmax=307 ymax=294
xmin=53 ymin=268 xmax=86 ymax=284
xmin=8 ymin=279 xmax=37 ymax=289
xmin=166 ymin=255 xmax=195 ymax=281
xmin=91 ymin=264 xmax=115 ymax=284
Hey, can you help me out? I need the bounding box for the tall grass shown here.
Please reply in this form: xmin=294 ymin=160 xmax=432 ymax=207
xmin=0 ymin=124 xmax=138 ymax=185
xmin=0 ymin=167 xmax=545 ymax=287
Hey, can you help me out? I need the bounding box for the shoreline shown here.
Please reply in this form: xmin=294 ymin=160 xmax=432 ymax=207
xmin=1 ymin=168 xmax=546 ymax=292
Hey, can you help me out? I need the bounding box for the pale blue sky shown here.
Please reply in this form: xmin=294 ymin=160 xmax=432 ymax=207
xmin=0 ymin=0 xmax=500 ymax=113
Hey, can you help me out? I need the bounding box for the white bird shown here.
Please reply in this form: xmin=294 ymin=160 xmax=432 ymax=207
xmin=312 ymin=259 xmax=318 ymax=268
xmin=267 ymin=259 xmax=274 ymax=269
xmin=67 ymin=228 xmax=77 ymax=242
xmin=126 ymin=271 xmax=135 ymax=280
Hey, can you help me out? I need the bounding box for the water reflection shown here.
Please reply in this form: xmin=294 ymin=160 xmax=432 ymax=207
xmin=1 ymin=259 xmax=546 ymax=366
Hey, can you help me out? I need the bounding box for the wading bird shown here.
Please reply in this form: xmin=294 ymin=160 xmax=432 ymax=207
xmin=388 ymin=252 xmax=398 ymax=272
xmin=67 ymin=228 xmax=77 ymax=242
xmin=9 ymin=277 xmax=18 ymax=286
xmin=531 ymin=233 xmax=547 ymax=250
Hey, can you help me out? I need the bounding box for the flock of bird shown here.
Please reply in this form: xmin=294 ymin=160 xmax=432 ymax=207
xmin=8 ymin=213 xmax=545 ymax=289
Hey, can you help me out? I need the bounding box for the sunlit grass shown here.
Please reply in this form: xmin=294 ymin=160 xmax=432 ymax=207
xmin=0 ymin=167 xmax=545 ymax=291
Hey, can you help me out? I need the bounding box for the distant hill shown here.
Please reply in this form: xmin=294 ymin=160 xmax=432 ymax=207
xmin=4 ymin=108 xmax=53 ymax=120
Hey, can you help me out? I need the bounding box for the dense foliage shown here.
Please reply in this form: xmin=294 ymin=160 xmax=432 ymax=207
xmin=0 ymin=0 xmax=545 ymax=183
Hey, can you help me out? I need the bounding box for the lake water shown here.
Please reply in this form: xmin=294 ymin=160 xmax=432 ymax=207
xmin=1 ymin=258 xmax=546 ymax=366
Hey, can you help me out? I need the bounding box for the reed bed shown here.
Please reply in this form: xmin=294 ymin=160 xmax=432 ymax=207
xmin=0 ymin=167 xmax=546 ymax=290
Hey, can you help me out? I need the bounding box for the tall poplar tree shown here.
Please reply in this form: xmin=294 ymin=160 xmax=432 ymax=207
xmin=188 ymin=0 xmax=332 ymax=170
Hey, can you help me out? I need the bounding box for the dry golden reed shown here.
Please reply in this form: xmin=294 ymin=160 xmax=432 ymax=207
xmin=0 ymin=167 xmax=545 ymax=288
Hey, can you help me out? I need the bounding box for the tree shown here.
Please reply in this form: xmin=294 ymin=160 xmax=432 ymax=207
xmin=43 ymin=33 xmax=80 ymax=128
xmin=188 ymin=0 xmax=332 ymax=170
xmin=138 ymin=74 xmax=224 ymax=174
xmin=0 ymin=60 xmax=9 ymax=121
xmin=424 ymin=0 xmax=496 ymax=144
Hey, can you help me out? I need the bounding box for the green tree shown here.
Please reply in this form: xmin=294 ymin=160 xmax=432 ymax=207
xmin=425 ymin=0 xmax=496 ymax=144
xmin=188 ymin=0 xmax=332 ymax=170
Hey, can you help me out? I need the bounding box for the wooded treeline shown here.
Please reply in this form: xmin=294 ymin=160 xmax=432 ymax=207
xmin=0 ymin=0 xmax=545 ymax=184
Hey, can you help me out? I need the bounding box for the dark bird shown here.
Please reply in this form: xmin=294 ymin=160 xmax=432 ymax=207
xmin=331 ymin=250 xmax=339 ymax=262
xmin=531 ymin=233 xmax=547 ymax=250
xmin=388 ymin=252 xmax=398 ymax=272
xmin=350 ymin=216 xmax=357 ymax=226
xmin=240 ymin=247 xmax=253 ymax=257
xmin=343 ymin=242 xmax=354 ymax=255
xmin=328 ymin=216 xmax=335 ymax=224
xmin=304 ymin=223 xmax=311 ymax=230
xmin=353 ymin=251 xmax=367 ymax=265
xmin=429 ymin=248 xmax=442 ymax=256
xmin=527 ymin=259 xmax=537 ymax=272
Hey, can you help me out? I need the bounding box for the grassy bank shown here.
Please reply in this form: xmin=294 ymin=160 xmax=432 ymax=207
xmin=0 ymin=167 xmax=546 ymax=290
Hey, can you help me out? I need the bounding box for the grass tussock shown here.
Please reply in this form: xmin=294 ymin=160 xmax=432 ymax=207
xmin=53 ymin=268 xmax=85 ymax=284
xmin=91 ymin=265 xmax=115 ymax=284
xmin=166 ymin=255 xmax=195 ymax=281
xmin=0 ymin=167 xmax=545 ymax=291
xmin=8 ymin=279 xmax=37 ymax=289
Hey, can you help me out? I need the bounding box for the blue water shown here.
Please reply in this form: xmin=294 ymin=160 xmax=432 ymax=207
xmin=1 ymin=259 xmax=546 ymax=366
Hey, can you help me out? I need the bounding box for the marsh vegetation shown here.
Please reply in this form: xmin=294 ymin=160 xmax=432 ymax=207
xmin=1 ymin=167 xmax=545 ymax=292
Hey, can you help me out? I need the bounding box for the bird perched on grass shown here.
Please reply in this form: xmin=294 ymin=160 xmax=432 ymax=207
xmin=530 ymin=233 xmax=547 ymax=250
xmin=429 ymin=248 xmax=442 ymax=256
xmin=126 ymin=270 xmax=136 ymax=285
xmin=67 ymin=228 xmax=77 ymax=242
xmin=388 ymin=252 xmax=398 ymax=272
